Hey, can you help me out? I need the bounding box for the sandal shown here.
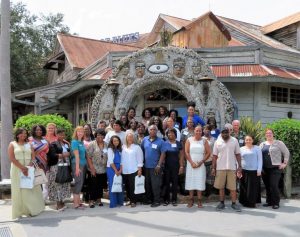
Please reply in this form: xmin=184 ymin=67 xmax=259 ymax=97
xmin=187 ymin=198 xmax=194 ymax=208
xmin=74 ymin=205 xmax=85 ymax=210
xmin=198 ymin=200 xmax=203 ymax=208
xmin=89 ymin=201 xmax=96 ymax=208
xmin=56 ymin=205 xmax=65 ymax=212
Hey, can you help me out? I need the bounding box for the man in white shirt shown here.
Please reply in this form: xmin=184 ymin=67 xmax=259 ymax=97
xmin=104 ymin=120 xmax=126 ymax=145
xmin=212 ymin=127 xmax=242 ymax=212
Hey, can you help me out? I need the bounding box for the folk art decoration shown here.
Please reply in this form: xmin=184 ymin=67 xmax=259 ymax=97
xmin=90 ymin=47 xmax=234 ymax=129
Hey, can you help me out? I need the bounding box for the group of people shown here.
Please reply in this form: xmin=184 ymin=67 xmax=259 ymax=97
xmin=8 ymin=102 xmax=290 ymax=219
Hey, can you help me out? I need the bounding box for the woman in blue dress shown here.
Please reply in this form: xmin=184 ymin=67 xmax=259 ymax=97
xmin=107 ymin=135 xmax=124 ymax=208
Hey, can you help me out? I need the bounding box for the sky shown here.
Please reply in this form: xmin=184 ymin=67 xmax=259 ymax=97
xmin=12 ymin=0 xmax=300 ymax=40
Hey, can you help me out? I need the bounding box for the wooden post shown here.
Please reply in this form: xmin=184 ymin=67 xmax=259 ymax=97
xmin=0 ymin=0 xmax=13 ymax=179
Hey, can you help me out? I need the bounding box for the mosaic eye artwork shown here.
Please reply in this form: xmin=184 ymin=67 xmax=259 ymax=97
xmin=148 ymin=64 xmax=169 ymax=74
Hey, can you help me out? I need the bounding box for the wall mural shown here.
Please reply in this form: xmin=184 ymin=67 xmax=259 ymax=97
xmin=90 ymin=47 xmax=234 ymax=129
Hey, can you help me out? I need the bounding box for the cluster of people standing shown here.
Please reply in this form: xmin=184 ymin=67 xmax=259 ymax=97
xmin=8 ymin=102 xmax=290 ymax=219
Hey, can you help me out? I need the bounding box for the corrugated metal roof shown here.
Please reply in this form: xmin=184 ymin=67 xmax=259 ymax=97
xmin=261 ymin=12 xmax=300 ymax=34
xmin=57 ymin=33 xmax=141 ymax=69
xmin=159 ymin=14 xmax=191 ymax=30
xmin=211 ymin=64 xmax=300 ymax=80
xmin=267 ymin=66 xmax=298 ymax=79
xmin=228 ymin=37 xmax=245 ymax=46
xmin=125 ymin=33 xmax=150 ymax=48
xmin=88 ymin=64 xmax=300 ymax=81
xmin=217 ymin=16 xmax=299 ymax=53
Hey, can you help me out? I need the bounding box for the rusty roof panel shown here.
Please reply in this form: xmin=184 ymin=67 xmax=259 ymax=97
xmin=125 ymin=33 xmax=150 ymax=48
xmin=287 ymin=69 xmax=300 ymax=79
xmin=267 ymin=66 xmax=297 ymax=79
xmin=228 ymin=38 xmax=245 ymax=46
xmin=57 ymin=33 xmax=140 ymax=69
xmin=211 ymin=64 xmax=300 ymax=80
xmin=231 ymin=65 xmax=269 ymax=77
xmin=211 ymin=65 xmax=231 ymax=77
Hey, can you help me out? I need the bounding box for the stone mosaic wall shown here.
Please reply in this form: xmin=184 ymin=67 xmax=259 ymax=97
xmin=90 ymin=47 xmax=234 ymax=129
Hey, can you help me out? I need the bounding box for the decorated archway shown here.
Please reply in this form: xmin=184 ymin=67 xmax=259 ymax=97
xmin=90 ymin=47 xmax=234 ymax=129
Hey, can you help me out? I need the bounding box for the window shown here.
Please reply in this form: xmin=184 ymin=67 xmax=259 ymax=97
xmin=270 ymin=86 xmax=300 ymax=105
xmin=58 ymin=63 xmax=65 ymax=75
xmin=271 ymin=86 xmax=288 ymax=103
xmin=290 ymin=89 xmax=300 ymax=104
xmin=145 ymin=89 xmax=186 ymax=101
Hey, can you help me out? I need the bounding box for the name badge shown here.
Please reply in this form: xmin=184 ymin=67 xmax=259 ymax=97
xmin=183 ymin=131 xmax=188 ymax=135
xmin=41 ymin=139 xmax=47 ymax=144
xmin=211 ymin=131 xmax=216 ymax=135
xmin=171 ymin=143 xmax=177 ymax=148
xmin=239 ymin=139 xmax=244 ymax=144
xmin=152 ymin=144 xmax=158 ymax=149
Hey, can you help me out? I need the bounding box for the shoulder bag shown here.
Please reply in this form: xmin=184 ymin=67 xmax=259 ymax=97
xmin=32 ymin=160 xmax=48 ymax=186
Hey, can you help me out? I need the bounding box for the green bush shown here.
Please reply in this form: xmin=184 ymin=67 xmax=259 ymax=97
xmin=266 ymin=118 xmax=300 ymax=181
xmin=15 ymin=114 xmax=73 ymax=140
xmin=240 ymin=117 xmax=263 ymax=145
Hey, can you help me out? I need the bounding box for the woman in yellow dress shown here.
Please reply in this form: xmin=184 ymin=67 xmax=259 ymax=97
xmin=8 ymin=128 xmax=45 ymax=219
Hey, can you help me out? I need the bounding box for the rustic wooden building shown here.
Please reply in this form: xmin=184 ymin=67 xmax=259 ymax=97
xmin=12 ymin=11 xmax=300 ymax=126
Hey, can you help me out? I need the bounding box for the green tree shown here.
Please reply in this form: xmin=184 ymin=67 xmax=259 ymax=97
xmin=1 ymin=2 xmax=70 ymax=92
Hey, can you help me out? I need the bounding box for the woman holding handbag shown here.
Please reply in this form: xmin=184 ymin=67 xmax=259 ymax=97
xmin=8 ymin=128 xmax=45 ymax=219
xmin=29 ymin=124 xmax=49 ymax=200
xmin=47 ymin=129 xmax=72 ymax=211
xmin=107 ymin=135 xmax=124 ymax=208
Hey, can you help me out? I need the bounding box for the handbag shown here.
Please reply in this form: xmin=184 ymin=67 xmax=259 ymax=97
xmin=20 ymin=166 xmax=35 ymax=189
xmin=111 ymin=174 xmax=122 ymax=193
xmin=134 ymin=175 xmax=145 ymax=194
xmin=55 ymin=158 xmax=73 ymax=184
xmin=32 ymin=161 xmax=48 ymax=186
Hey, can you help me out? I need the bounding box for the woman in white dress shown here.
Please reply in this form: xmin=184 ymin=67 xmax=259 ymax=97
xmin=185 ymin=125 xmax=211 ymax=208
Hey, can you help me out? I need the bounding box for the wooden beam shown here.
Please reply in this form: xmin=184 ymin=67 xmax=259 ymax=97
xmin=12 ymin=98 xmax=37 ymax=106
xmin=52 ymin=59 xmax=65 ymax=64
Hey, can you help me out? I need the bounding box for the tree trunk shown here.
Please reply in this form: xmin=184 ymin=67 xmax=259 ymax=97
xmin=0 ymin=0 xmax=13 ymax=180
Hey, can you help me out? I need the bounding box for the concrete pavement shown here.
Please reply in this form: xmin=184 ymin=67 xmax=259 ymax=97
xmin=1 ymin=198 xmax=300 ymax=237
